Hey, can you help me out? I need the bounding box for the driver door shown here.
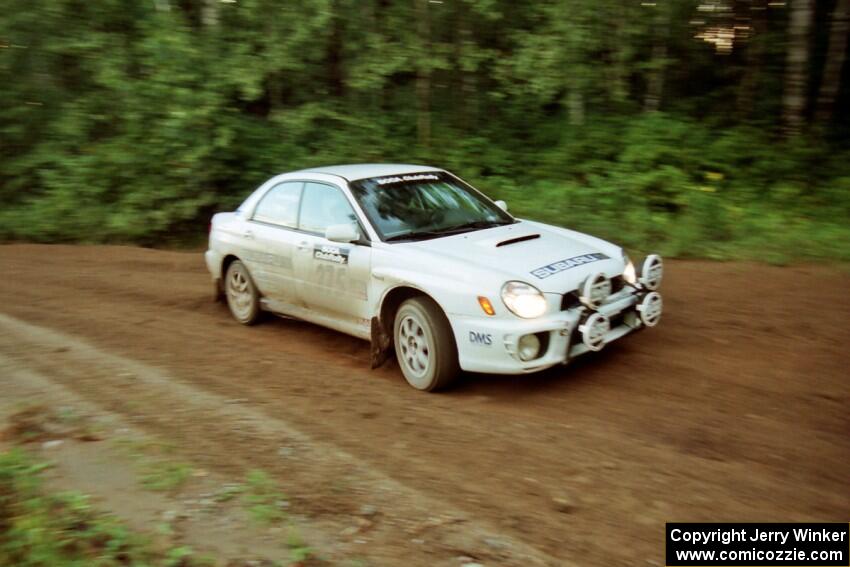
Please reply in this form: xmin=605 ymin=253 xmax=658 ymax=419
xmin=292 ymin=182 xmax=372 ymax=332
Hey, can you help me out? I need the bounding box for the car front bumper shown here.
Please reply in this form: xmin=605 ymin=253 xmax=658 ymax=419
xmin=451 ymin=288 xmax=658 ymax=375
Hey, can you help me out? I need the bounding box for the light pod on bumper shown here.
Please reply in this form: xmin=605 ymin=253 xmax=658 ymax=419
xmin=637 ymin=291 xmax=663 ymax=327
xmin=639 ymin=254 xmax=663 ymax=290
xmin=580 ymin=272 xmax=612 ymax=308
xmin=578 ymin=312 xmax=610 ymax=351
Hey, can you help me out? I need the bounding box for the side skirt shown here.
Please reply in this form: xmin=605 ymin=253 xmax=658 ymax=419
xmin=260 ymin=297 xmax=372 ymax=342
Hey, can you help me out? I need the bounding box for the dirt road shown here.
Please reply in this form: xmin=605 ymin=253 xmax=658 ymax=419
xmin=1 ymin=244 xmax=848 ymax=566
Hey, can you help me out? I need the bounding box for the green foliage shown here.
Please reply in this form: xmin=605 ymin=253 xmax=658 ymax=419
xmin=484 ymin=114 xmax=850 ymax=262
xmin=0 ymin=449 xmax=207 ymax=566
xmin=286 ymin=528 xmax=314 ymax=564
xmin=141 ymin=461 xmax=193 ymax=492
xmin=0 ymin=0 xmax=848 ymax=260
xmin=213 ymin=482 xmax=245 ymax=503
xmin=242 ymin=469 xmax=287 ymax=524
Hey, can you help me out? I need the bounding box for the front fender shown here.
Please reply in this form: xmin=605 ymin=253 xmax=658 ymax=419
xmin=369 ymin=267 xmax=497 ymax=370
xmin=371 ymin=266 xmax=492 ymax=318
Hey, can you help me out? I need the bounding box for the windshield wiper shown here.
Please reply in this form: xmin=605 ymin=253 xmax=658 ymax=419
xmin=383 ymin=230 xmax=448 ymax=242
xmin=384 ymin=219 xmax=515 ymax=243
xmin=435 ymin=219 xmax=516 ymax=235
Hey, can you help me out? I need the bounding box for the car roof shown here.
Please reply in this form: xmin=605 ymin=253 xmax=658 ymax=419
xmin=297 ymin=163 xmax=441 ymax=182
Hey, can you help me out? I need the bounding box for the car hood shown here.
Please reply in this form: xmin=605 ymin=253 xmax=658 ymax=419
xmin=400 ymin=220 xmax=625 ymax=294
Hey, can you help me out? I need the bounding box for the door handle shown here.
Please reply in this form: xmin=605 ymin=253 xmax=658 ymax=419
xmin=296 ymin=241 xmax=311 ymax=251
xmin=242 ymin=230 xmax=254 ymax=240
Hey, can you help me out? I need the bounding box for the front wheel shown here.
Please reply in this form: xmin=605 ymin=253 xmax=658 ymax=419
xmin=393 ymin=297 xmax=459 ymax=391
xmin=225 ymin=260 xmax=261 ymax=325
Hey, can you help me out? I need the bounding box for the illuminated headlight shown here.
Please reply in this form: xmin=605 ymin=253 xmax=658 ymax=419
xmin=517 ymin=334 xmax=542 ymax=361
xmin=639 ymin=254 xmax=664 ymax=290
xmin=623 ymin=255 xmax=637 ymax=285
xmin=501 ymin=281 xmax=547 ymax=319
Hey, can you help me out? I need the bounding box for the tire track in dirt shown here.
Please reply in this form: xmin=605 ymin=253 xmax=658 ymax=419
xmin=0 ymin=312 xmax=557 ymax=566
xmin=0 ymin=244 xmax=848 ymax=566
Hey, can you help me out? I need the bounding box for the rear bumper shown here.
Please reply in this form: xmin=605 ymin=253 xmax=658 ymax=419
xmin=204 ymin=249 xmax=221 ymax=280
xmin=452 ymin=289 xmax=653 ymax=375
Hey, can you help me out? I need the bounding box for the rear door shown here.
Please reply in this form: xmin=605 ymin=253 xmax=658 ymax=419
xmin=242 ymin=180 xmax=304 ymax=305
xmin=292 ymin=182 xmax=372 ymax=328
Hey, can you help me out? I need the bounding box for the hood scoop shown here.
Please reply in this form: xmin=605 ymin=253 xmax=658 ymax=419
xmin=496 ymin=234 xmax=541 ymax=247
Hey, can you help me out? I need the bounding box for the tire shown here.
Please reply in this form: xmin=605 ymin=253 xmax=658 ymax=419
xmin=393 ymin=297 xmax=459 ymax=391
xmin=224 ymin=260 xmax=261 ymax=325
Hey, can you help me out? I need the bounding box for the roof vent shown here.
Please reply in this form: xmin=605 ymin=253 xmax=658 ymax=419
xmin=496 ymin=234 xmax=541 ymax=247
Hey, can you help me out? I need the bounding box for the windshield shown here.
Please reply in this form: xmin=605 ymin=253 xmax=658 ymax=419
xmin=348 ymin=172 xmax=514 ymax=241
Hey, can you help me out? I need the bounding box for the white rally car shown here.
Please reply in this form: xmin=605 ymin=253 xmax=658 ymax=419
xmin=206 ymin=164 xmax=663 ymax=391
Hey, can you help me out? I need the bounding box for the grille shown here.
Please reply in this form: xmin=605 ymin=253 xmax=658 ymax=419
xmin=561 ymin=276 xmax=625 ymax=311
xmin=610 ymin=275 xmax=625 ymax=293
xmin=561 ymin=292 xmax=581 ymax=311
xmin=608 ymin=311 xmax=626 ymax=329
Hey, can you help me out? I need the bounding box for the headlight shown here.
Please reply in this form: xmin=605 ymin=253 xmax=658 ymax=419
xmin=501 ymin=281 xmax=547 ymax=319
xmin=623 ymin=255 xmax=637 ymax=285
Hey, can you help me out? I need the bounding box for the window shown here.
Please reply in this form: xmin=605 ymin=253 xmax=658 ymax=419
xmin=252 ymin=181 xmax=303 ymax=227
xmin=298 ymin=182 xmax=358 ymax=235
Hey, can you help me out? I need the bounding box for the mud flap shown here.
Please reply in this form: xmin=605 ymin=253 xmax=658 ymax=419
xmin=370 ymin=316 xmax=392 ymax=369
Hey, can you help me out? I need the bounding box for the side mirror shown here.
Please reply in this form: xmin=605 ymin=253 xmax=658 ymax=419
xmin=495 ymin=200 xmax=508 ymax=212
xmin=325 ymin=223 xmax=360 ymax=243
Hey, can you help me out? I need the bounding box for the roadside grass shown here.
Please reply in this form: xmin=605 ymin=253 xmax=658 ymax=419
xmin=286 ymin=527 xmax=315 ymax=564
xmin=0 ymin=448 xmax=213 ymax=567
xmin=111 ymin=435 xmax=290 ymax=526
xmin=2 ymin=411 xmax=322 ymax=566
xmin=141 ymin=460 xmax=193 ymax=492
xmin=3 ymin=405 xmax=52 ymax=443
xmin=212 ymin=482 xmax=245 ymax=503
xmin=243 ymin=469 xmax=288 ymax=524
xmin=111 ymin=436 xmax=177 ymax=461
xmin=3 ymin=404 xmax=105 ymax=445
xmin=109 ymin=435 xmax=193 ymax=492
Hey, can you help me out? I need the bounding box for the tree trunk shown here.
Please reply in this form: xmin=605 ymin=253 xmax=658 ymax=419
xmin=816 ymin=0 xmax=849 ymax=122
xmin=736 ymin=0 xmax=768 ymax=118
xmin=644 ymin=42 xmax=667 ymax=112
xmin=644 ymin=4 xmax=670 ymax=112
xmin=201 ymin=0 xmax=219 ymax=27
xmin=782 ymin=0 xmax=813 ymax=136
xmin=415 ymin=0 xmax=432 ymax=150
xmin=609 ymin=11 xmax=629 ymax=103
xmin=327 ymin=1 xmax=345 ymax=98
xmin=454 ymin=2 xmax=473 ymax=133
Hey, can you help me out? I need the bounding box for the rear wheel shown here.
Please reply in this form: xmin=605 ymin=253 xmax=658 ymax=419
xmin=393 ymin=297 xmax=459 ymax=391
xmin=225 ymin=260 xmax=260 ymax=325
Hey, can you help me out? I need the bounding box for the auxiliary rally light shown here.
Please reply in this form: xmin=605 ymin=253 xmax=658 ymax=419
xmin=579 ymin=272 xmax=612 ymax=308
xmin=637 ymin=291 xmax=663 ymax=327
xmin=639 ymin=254 xmax=663 ymax=290
xmin=578 ymin=312 xmax=610 ymax=351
